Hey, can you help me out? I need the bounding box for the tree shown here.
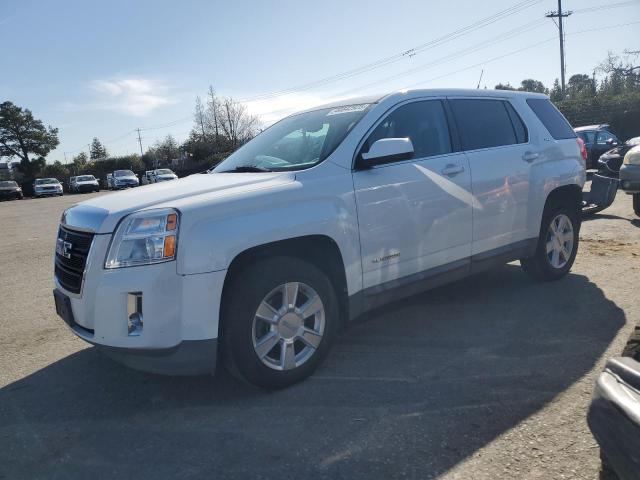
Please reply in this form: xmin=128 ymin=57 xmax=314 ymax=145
xmin=495 ymin=83 xmax=515 ymax=90
xmin=567 ymin=74 xmax=595 ymax=99
xmin=218 ymin=96 xmax=259 ymax=149
xmin=550 ymin=79 xmax=563 ymax=102
xmin=0 ymin=101 xmax=59 ymax=179
xmin=90 ymin=137 xmax=108 ymax=160
xmin=519 ymin=79 xmax=548 ymax=94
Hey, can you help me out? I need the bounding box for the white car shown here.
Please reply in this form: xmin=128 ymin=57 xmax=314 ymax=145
xmin=34 ymin=178 xmax=63 ymax=197
xmin=70 ymin=175 xmax=100 ymax=193
xmin=109 ymin=170 xmax=139 ymax=189
xmin=53 ymin=89 xmax=585 ymax=388
xmin=143 ymin=168 xmax=178 ymax=184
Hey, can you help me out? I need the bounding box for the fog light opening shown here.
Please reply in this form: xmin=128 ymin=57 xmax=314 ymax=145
xmin=127 ymin=292 xmax=143 ymax=336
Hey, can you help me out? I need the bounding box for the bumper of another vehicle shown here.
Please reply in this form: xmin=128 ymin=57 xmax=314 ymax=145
xmin=54 ymin=233 xmax=226 ymax=375
xmin=0 ymin=190 xmax=22 ymax=199
xmin=587 ymin=357 xmax=640 ymax=480
xmin=620 ymin=164 xmax=640 ymax=193
xmin=77 ymin=183 xmax=99 ymax=192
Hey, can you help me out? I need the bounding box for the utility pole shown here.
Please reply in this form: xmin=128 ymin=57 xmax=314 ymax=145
xmin=136 ymin=128 xmax=144 ymax=156
xmin=546 ymin=0 xmax=572 ymax=99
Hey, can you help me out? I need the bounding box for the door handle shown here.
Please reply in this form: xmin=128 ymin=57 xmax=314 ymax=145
xmin=440 ymin=164 xmax=464 ymax=176
xmin=522 ymin=152 xmax=539 ymax=162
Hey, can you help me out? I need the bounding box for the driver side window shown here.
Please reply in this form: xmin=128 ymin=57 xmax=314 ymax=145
xmin=362 ymin=100 xmax=452 ymax=161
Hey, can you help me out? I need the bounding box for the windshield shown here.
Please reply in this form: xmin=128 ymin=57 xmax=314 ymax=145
xmin=213 ymin=104 xmax=373 ymax=172
xmin=35 ymin=178 xmax=59 ymax=185
xmin=0 ymin=181 xmax=17 ymax=188
xmin=156 ymin=169 xmax=173 ymax=175
xmin=77 ymin=175 xmax=95 ymax=181
xmin=115 ymin=170 xmax=135 ymax=177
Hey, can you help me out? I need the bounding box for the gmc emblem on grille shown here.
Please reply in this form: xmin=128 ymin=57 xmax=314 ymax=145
xmin=56 ymin=238 xmax=73 ymax=259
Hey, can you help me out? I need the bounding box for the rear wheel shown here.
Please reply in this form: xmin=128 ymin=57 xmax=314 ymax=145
xmin=521 ymin=204 xmax=579 ymax=281
xmin=633 ymin=193 xmax=639 ymax=217
xmin=222 ymin=256 xmax=338 ymax=389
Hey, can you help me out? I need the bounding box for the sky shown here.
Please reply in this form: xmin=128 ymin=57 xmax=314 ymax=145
xmin=1 ymin=0 xmax=639 ymax=163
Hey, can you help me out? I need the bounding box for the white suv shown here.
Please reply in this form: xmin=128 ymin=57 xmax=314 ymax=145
xmin=53 ymin=89 xmax=585 ymax=388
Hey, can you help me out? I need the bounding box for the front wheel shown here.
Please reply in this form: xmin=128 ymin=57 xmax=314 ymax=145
xmin=521 ymin=204 xmax=579 ymax=281
xmin=633 ymin=193 xmax=639 ymax=217
xmin=222 ymin=256 xmax=338 ymax=389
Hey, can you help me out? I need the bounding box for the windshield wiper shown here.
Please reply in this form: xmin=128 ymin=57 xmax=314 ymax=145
xmin=218 ymin=165 xmax=273 ymax=173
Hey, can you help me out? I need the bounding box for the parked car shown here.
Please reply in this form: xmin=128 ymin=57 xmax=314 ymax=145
xmin=0 ymin=180 xmax=23 ymax=200
xmin=597 ymin=136 xmax=640 ymax=178
xmin=575 ymin=125 xmax=621 ymax=170
xmin=70 ymin=175 xmax=100 ymax=193
xmin=619 ymin=145 xmax=640 ymax=217
xmin=33 ymin=178 xmax=63 ymax=197
xmin=588 ymin=326 xmax=640 ymax=480
xmin=143 ymin=168 xmax=178 ymax=184
xmin=53 ymin=89 xmax=585 ymax=388
xmin=108 ymin=170 xmax=139 ymax=189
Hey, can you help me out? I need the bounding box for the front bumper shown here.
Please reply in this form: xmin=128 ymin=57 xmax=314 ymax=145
xmin=54 ymin=231 xmax=226 ymax=375
xmin=0 ymin=190 xmax=22 ymax=199
xmin=76 ymin=183 xmax=100 ymax=192
xmin=620 ymin=164 xmax=640 ymax=193
xmin=587 ymin=357 xmax=640 ymax=480
xmin=35 ymin=189 xmax=62 ymax=196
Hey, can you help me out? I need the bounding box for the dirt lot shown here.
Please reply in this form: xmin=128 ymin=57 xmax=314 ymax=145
xmin=1 ymin=189 xmax=639 ymax=480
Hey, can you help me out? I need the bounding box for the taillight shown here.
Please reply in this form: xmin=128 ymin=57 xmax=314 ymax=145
xmin=577 ymin=137 xmax=588 ymax=164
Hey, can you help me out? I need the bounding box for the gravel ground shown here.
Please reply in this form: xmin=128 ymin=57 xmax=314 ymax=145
xmin=0 ymin=189 xmax=639 ymax=480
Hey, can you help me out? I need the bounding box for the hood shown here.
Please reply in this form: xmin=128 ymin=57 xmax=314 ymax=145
xmin=77 ymin=179 xmax=99 ymax=184
xmin=62 ymin=172 xmax=295 ymax=233
xmin=157 ymin=174 xmax=177 ymax=180
xmin=0 ymin=186 xmax=19 ymax=191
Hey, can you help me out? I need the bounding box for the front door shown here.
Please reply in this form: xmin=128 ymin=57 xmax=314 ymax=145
xmin=352 ymin=99 xmax=473 ymax=290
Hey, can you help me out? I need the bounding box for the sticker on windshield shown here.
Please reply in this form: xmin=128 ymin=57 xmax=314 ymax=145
xmin=327 ymin=104 xmax=370 ymax=116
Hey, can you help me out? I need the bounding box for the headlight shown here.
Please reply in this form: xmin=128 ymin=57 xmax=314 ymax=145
xmin=105 ymin=208 xmax=179 ymax=268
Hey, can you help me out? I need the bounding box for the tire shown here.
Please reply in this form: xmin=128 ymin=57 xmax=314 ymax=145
xmin=633 ymin=193 xmax=640 ymax=218
xmin=521 ymin=203 xmax=580 ymax=281
xmin=221 ymin=256 xmax=338 ymax=389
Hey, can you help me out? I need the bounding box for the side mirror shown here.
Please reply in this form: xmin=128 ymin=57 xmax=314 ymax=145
xmin=360 ymin=138 xmax=414 ymax=167
xmin=606 ymin=138 xmax=618 ymax=147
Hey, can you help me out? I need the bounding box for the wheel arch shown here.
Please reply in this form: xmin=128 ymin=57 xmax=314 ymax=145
xmin=220 ymin=235 xmax=350 ymax=333
xmin=544 ymin=183 xmax=583 ymax=214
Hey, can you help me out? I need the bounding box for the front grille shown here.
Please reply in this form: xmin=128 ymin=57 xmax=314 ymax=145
xmin=55 ymin=226 xmax=95 ymax=294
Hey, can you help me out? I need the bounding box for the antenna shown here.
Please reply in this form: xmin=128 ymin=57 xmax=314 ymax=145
xmin=476 ymin=69 xmax=484 ymax=89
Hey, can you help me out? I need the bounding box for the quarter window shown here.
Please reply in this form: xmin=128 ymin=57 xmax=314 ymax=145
xmin=362 ymin=100 xmax=452 ymax=161
xmin=449 ymin=99 xmax=518 ymax=150
xmin=504 ymin=102 xmax=528 ymax=144
xmin=526 ymin=98 xmax=576 ymax=140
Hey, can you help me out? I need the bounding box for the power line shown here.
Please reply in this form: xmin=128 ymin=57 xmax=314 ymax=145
xmin=572 ymin=1 xmax=639 ymax=15
xmin=238 ymin=0 xmax=542 ymax=103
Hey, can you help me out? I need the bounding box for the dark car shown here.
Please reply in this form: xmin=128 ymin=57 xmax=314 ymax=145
xmin=575 ymin=124 xmax=620 ymax=170
xmin=0 ymin=180 xmax=23 ymax=200
xmin=598 ymin=136 xmax=640 ymax=178
xmin=588 ymin=326 xmax=640 ymax=480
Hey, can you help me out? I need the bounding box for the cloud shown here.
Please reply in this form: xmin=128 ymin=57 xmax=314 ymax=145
xmin=88 ymin=77 xmax=174 ymax=116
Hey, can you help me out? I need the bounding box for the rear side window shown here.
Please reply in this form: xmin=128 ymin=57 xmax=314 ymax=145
xmin=504 ymin=102 xmax=528 ymax=144
xmin=526 ymin=98 xmax=575 ymax=140
xmin=449 ymin=99 xmax=518 ymax=150
xmin=363 ymin=100 xmax=452 ymax=160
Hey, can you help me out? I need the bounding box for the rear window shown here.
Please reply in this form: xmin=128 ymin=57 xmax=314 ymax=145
xmin=449 ymin=99 xmax=520 ymax=150
xmin=526 ymin=99 xmax=575 ymax=140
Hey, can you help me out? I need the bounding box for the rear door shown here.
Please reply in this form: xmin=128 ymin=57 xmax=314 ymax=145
xmin=448 ymin=98 xmax=532 ymax=255
xmin=352 ymin=98 xmax=473 ymax=289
